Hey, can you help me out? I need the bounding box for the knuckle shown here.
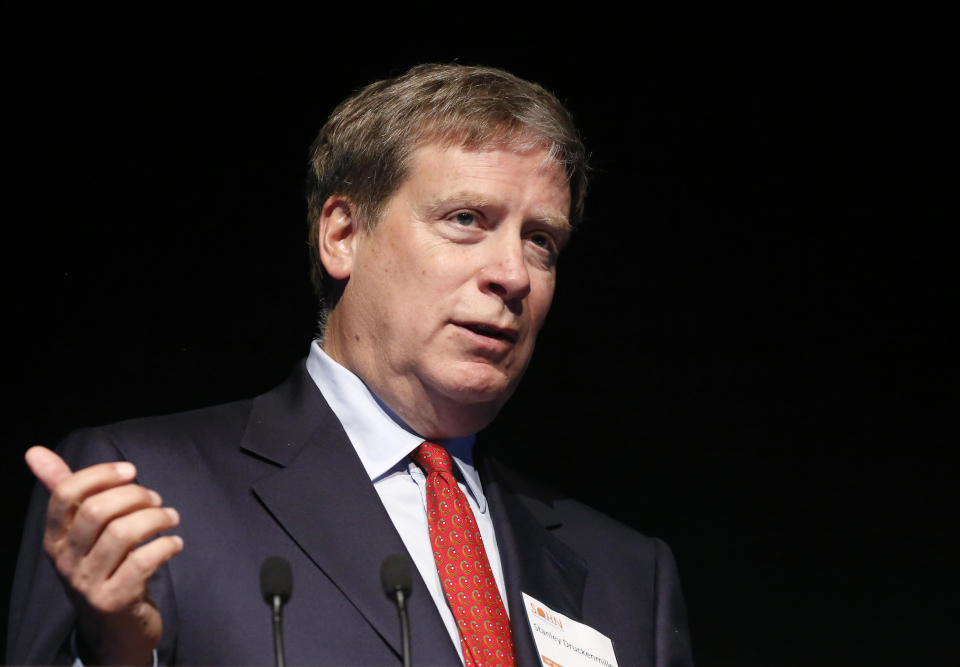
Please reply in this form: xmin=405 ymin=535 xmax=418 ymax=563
xmin=77 ymin=499 xmax=103 ymax=524
xmin=105 ymin=521 xmax=130 ymax=545
xmin=127 ymin=548 xmax=152 ymax=574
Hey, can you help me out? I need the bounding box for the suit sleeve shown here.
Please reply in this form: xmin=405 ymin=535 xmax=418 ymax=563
xmin=652 ymin=537 xmax=695 ymax=667
xmin=6 ymin=429 xmax=179 ymax=666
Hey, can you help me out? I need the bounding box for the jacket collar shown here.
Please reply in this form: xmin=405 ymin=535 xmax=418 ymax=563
xmin=239 ymin=363 xmax=461 ymax=665
xmin=240 ymin=363 xmax=588 ymax=666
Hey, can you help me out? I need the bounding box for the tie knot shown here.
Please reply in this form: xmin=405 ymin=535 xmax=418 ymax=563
xmin=412 ymin=441 xmax=453 ymax=476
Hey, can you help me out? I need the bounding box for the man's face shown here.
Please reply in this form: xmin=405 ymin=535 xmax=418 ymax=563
xmin=322 ymin=142 xmax=571 ymax=438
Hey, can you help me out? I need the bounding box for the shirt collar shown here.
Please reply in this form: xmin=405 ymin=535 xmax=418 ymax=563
xmin=305 ymin=341 xmax=486 ymax=510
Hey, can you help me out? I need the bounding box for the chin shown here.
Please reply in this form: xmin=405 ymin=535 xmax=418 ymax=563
xmin=425 ymin=367 xmax=525 ymax=437
xmin=432 ymin=362 xmax=520 ymax=409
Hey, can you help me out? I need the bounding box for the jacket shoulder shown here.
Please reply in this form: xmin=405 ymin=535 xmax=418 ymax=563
xmin=56 ymin=398 xmax=255 ymax=468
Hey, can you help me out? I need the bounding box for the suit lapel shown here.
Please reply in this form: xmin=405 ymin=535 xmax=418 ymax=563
xmin=481 ymin=457 xmax=588 ymax=667
xmin=239 ymin=364 xmax=460 ymax=665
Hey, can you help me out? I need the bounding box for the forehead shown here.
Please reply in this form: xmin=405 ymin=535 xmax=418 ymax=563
xmin=402 ymin=142 xmax=571 ymax=219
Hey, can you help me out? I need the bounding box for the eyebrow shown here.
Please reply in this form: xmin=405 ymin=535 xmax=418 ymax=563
xmin=424 ymin=190 xmax=572 ymax=232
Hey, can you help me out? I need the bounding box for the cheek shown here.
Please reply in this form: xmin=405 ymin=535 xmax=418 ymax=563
xmin=529 ymin=276 xmax=556 ymax=327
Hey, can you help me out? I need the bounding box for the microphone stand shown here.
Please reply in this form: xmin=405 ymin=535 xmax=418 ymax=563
xmin=394 ymin=587 xmax=411 ymax=667
xmin=270 ymin=594 xmax=286 ymax=667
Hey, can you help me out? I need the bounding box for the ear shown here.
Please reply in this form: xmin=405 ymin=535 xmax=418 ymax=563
xmin=317 ymin=194 xmax=361 ymax=280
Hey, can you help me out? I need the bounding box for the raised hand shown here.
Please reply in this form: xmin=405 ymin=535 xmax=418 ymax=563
xmin=25 ymin=446 xmax=184 ymax=665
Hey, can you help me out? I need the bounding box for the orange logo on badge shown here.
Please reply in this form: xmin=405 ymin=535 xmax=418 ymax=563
xmin=532 ymin=604 xmax=564 ymax=629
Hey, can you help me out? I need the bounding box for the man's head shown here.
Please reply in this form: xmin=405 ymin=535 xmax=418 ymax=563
xmin=309 ymin=64 xmax=588 ymax=438
xmin=306 ymin=63 xmax=588 ymax=324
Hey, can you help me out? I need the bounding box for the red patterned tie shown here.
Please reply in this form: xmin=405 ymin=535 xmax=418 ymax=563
xmin=412 ymin=442 xmax=516 ymax=667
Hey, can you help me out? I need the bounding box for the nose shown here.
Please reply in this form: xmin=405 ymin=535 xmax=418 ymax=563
xmin=480 ymin=236 xmax=531 ymax=306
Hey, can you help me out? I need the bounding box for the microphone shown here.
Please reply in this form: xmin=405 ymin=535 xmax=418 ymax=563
xmin=380 ymin=554 xmax=413 ymax=667
xmin=260 ymin=556 xmax=293 ymax=667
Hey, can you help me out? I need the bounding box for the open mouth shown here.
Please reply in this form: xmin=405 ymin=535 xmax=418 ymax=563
xmin=458 ymin=322 xmax=519 ymax=343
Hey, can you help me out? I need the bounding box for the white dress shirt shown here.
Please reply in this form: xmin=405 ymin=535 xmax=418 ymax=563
xmin=305 ymin=341 xmax=509 ymax=661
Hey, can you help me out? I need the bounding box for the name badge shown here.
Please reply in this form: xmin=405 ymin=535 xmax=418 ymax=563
xmin=521 ymin=592 xmax=619 ymax=667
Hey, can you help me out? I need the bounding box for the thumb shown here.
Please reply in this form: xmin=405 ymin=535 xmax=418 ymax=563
xmin=25 ymin=446 xmax=73 ymax=492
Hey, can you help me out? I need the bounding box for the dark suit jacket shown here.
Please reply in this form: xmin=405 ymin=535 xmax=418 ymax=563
xmin=8 ymin=362 xmax=693 ymax=666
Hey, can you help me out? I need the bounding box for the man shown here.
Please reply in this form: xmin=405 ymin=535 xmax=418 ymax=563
xmin=9 ymin=64 xmax=693 ymax=666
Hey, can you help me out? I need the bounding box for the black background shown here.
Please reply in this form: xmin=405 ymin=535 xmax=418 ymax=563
xmin=2 ymin=4 xmax=955 ymax=665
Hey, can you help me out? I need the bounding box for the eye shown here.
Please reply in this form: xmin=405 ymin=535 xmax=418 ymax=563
xmin=452 ymin=211 xmax=478 ymax=226
xmin=529 ymin=233 xmax=552 ymax=249
xmin=524 ymin=230 xmax=564 ymax=267
xmin=527 ymin=232 xmax=559 ymax=255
